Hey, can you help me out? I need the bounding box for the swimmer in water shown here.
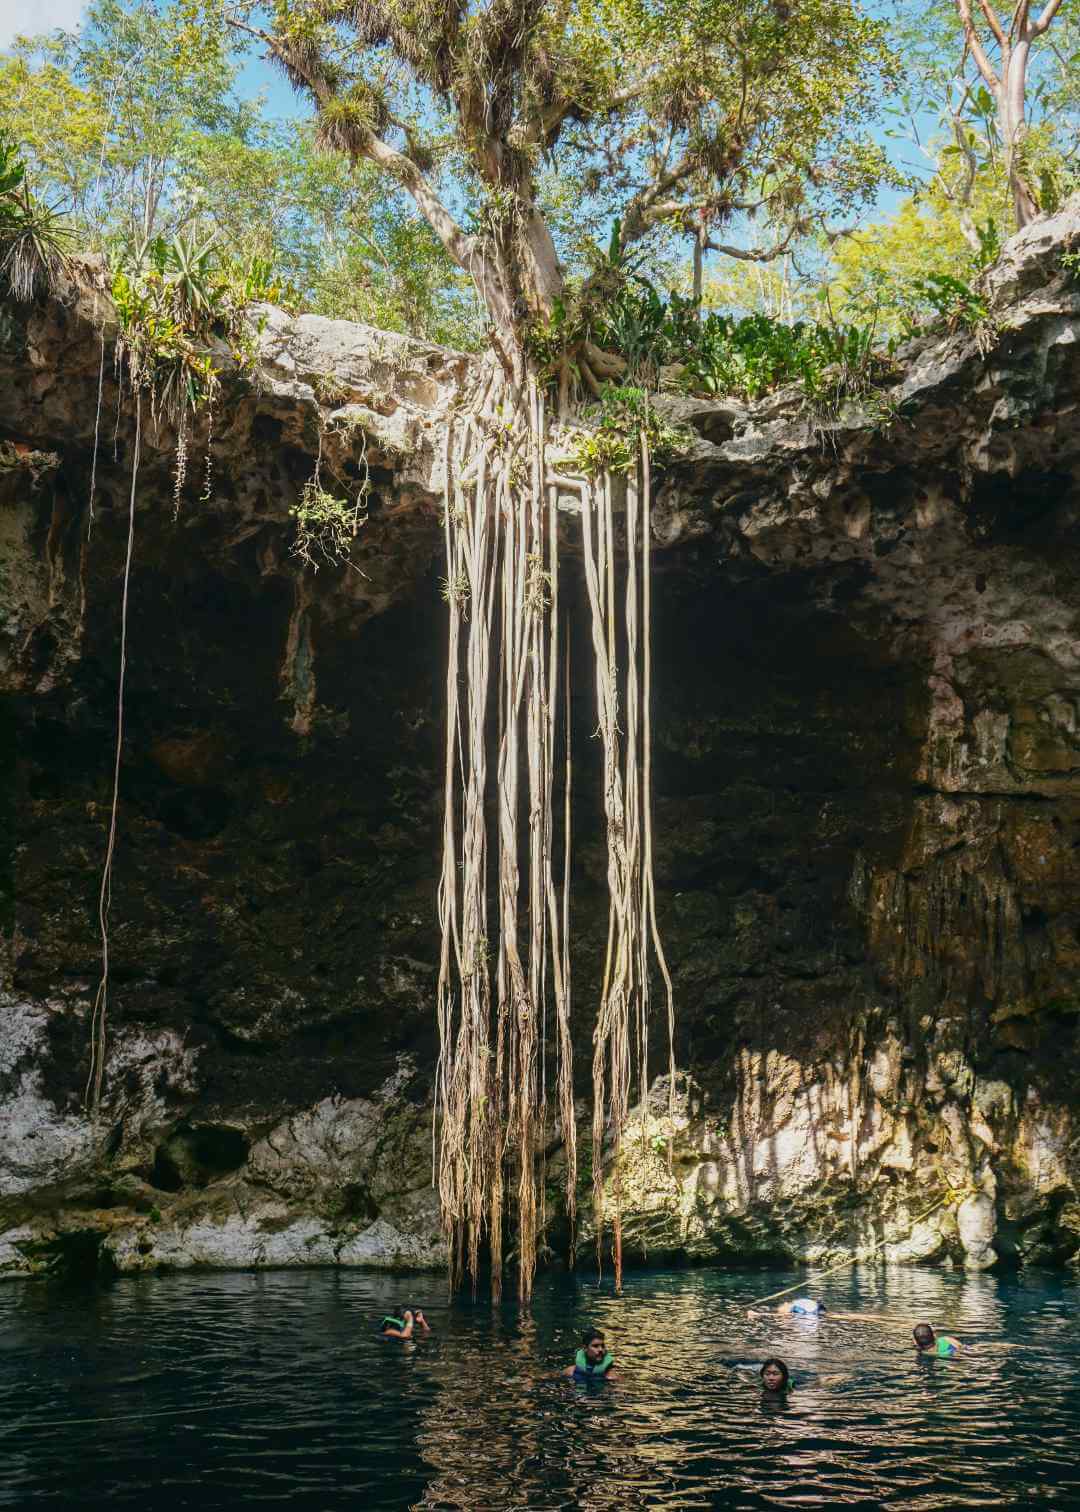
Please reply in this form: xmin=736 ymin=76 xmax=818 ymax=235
xmin=748 ymin=1297 xmax=826 ymax=1318
xmin=564 ymin=1328 xmax=617 ymax=1381
xmin=380 ymin=1307 xmax=430 ymax=1340
xmin=913 ymin=1322 xmax=961 ymax=1358
xmin=760 ymin=1358 xmax=791 ymax=1395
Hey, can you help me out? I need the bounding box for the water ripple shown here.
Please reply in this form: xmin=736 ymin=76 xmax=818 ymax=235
xmin=1 ymin=1266 xmax=1077 ymax=1508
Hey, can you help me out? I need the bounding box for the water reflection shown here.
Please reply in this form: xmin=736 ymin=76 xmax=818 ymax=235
xmin=409 ymin=1267 xmax=1080 ymax=1510
xmin=0 ymin=1265 xmax=1077 ymax=1509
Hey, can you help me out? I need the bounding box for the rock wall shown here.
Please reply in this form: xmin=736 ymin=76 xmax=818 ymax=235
xmin=2 ymin=208 xmax=1079 ymax=1280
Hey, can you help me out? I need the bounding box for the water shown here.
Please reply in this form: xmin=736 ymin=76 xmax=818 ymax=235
xmin=2 ymin=1265 xmax=1078 ymax=1509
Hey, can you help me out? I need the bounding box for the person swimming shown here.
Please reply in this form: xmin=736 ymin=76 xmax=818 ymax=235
xmin=564 ymin=1327 xmax=616 ymax=1381
xmin=380 ymin=1306 xmax=430 ymax=1340
xmin=913 ymin=1322 xmax=960 ymax=1358
xmin=760 ymin=1358 xmax=791 ymax=1394
xmin=749 ymin=1297 xmax=826 ymax=1318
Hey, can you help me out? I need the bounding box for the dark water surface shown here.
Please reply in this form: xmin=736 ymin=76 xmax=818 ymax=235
xmin=2 ymin=1264 xmax=1078 ymax=1509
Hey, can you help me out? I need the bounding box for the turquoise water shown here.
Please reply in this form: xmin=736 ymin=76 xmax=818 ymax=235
xmin=2 ymin=1264 xmax=1078 ymax=1508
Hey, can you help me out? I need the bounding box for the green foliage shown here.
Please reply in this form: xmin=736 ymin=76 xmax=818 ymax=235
xmin=440 ymin=569 xmax=470 ymax=609
xmin=681 ymin=311 xmax=883 ymax=405
xmin=535 ymin=267 xmax=891 ymax=416
xmin=0 ymin=2 xmax=480 ymax=349
xmin=905 ymin=272 xmax=990 ymax=333
xmin=107 ymin=228 xmax=287 ymax=430
xmin=237 ymin=0 xmax=901 ymax=323
xmin=0 ymin=134 xmax=74 ymax=300
xmin=1061 ymin=251 xmax=1080 ymax=285
xmin=570 ymin=384 xmax=691 ymax=478
xmin=290 ymin=479 xmax=368 ymax=571
xmin=883 ymin=0 xmax=1078 ymax=234
xmin=826 ymin=177 xmax=1008 ymax=333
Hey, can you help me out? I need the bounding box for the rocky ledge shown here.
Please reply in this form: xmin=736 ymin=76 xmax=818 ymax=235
xmin=1 ymin=204 xmax=1079 ymax=1280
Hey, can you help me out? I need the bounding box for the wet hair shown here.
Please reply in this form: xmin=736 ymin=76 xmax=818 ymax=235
xmin=913 ymin=1323 xmax=935 ymax=1349
xmin=582 ymin=1328 xmax=605 ymax=1349
xmin=760 ymin=1357 xmax=790 ymax=1392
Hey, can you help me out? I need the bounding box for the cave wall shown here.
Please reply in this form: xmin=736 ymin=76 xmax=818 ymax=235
xmin=2 ymin=211 xmax=1080 ymax=1279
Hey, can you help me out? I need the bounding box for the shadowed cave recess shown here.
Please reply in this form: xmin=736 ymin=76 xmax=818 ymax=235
xmin=2 ymin=205 xmax=1080 ymax=1283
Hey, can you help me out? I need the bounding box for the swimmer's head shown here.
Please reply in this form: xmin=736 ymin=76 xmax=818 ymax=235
xmin=581 ymin=1328 xmax=607 ymax=1365
xmin=760 ymin=1358 xmax=789 ymax=1393
xmin=912 ymin=1323 xmax=935 ymax=1350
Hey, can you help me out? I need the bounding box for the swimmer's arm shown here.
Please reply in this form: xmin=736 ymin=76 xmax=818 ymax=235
xmin=413 ymin=1310 xmax=431 ymax=1334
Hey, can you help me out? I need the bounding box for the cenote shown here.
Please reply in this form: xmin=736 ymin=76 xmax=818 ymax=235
xmin=3 ymin=1266 xmax=1079 ymax=1509
xmin=5 ymin=12 xmax=1080 ymax=1512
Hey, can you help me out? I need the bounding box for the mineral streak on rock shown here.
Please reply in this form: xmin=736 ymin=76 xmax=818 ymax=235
xmin=1 ymin=206 xmax=1079 ymax=1277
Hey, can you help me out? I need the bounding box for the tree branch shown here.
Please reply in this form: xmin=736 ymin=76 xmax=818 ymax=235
xmin=975 ymin=0 xmax=1008 ymax=50
xmin=1030 ymin=0 xmax=1064 ymax=34
xmin=955 ymin=0 xmax=1002 ymax=87
xmin=617 ymin=151 xmax=704 ymax=249
xmin=229 ymin=15 xmax=477 ymax=273
xmin=706 ymin=226 xmax=801 ymax=263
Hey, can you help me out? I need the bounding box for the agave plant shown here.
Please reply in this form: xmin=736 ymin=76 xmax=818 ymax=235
xmin=0 ymin=134 xmax=74 ymax=301
xmin=165 ymin=229 xmax=221 ymax=317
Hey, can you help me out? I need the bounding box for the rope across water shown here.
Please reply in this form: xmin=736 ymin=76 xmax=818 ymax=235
xmin=745 ymin=1181 xmax=973 ymax=1310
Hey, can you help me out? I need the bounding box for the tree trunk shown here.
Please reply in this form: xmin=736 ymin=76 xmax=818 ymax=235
xmin=519 ymin=206 xmax=565 ymax=318
xmin=1004 ymin=40 xmax=1040 ymax=227
xmin=998 ymin=41 xmax=1039 ymax=229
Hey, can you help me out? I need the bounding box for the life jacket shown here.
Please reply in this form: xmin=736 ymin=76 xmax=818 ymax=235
xmin=935 ymin=1336 xmax=960 ymax=1358
xmin=789 ymin=1298 xmax=825 ymax=1316
xmin=574 ymin=1348 xmax=614 ymax=1378
xmin=381 ymin=1315 xmax=407 ymax=1333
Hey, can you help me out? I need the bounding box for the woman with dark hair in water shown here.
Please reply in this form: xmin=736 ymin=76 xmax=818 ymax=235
xmin=760 ymin=1358 xmax=791 ymax=1395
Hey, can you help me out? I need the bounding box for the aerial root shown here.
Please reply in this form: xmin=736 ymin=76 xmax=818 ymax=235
xmin=436 ymin=361 xmax=670 ymax=1301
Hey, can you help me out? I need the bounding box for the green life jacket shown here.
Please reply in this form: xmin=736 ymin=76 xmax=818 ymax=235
xmin=935 ymin=1336 xmax=960 ymax=1358
xmin=575 ymin=1348 xmax=614 ymax=1377
xmin=382 ymin=1315 xmax=407 ymax=1332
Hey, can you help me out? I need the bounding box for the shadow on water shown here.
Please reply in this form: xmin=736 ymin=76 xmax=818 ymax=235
xmin=1 ymin=1265 xmax=1078 ymax=1509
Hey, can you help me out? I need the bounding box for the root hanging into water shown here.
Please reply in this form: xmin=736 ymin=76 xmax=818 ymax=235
xmin=86 ymin=390 xmax=141 ymax=1115
xmin=436 ymin=359 xmax=672 ymax=1301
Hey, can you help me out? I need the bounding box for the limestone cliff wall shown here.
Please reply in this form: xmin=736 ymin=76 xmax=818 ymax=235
xmin=1 ymin=207 xmax=1079 ymax=1279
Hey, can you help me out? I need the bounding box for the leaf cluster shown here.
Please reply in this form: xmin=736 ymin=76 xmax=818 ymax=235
xmin=569 ymin=383 xmax=691 ymax=478
xmin=109 ymin=230 xmax=277 ymax=421
xmin=1 ymin=2 xmax=480 ymax=350
xmin=0 ymin=134 xmax=74 ymax=301
xmin=289 ymin=478 xmax=368 ymax=571
xmin=533 ymin=262 xmax=892 ymax=411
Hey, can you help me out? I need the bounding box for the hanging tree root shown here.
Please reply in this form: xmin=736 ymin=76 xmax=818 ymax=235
xmin=436 ymin=356 xmax=672 ymax=1302
xmin=86 ymin=390 xmax=142 ymax=1114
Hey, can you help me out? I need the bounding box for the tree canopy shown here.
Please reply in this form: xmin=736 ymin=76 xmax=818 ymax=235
xmin=218 ymin=0 xmax=898 ymax=338
xmin=5 ymin=0 xmax=1079 ymax=351
xmin=0 ymin=0 xmax=481 ymax=344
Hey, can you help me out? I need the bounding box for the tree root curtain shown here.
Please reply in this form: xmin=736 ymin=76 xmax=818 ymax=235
xmin=436 ymin=358 xmax=674 ymax=1303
